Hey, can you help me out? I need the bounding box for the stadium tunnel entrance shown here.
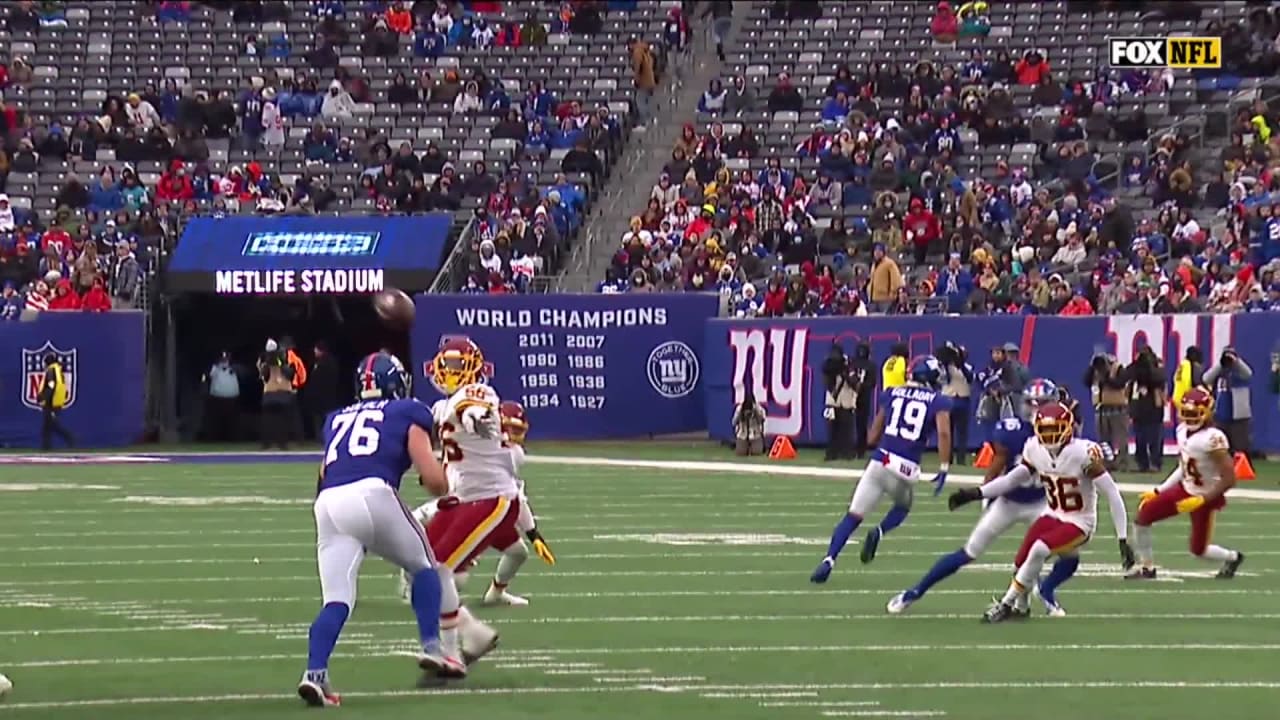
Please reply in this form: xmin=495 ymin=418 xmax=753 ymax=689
xmin=157 ymin=290 xmax=414 ymax=443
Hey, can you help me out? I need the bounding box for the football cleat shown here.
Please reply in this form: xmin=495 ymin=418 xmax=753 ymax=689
xmin=460 ymin=618 xmax=500 ymax=666
xmin=886 ymin=589 xmax=920 ymax=615
xmin=1124 ymin=566 xmax=1158 ymax=580
xmin=418 ymin=652 xmax=467 ymax=679
xmin=981 ymin=601 xmax=1018 ymax=624
xmin=810 ymin=557 xmax=835 ymax=584
xmin=1217 ymin=552 xmax=1245 ymax=579
xmin=860 ymin=527 xmax=882 ymax=564
xmin=297 ymin=679 xmax=341 ymax=708
xmin=1034 ymin=583 xmax=1066 ymax=618
xmin=482 ymin=583 xmax=529 ymax=607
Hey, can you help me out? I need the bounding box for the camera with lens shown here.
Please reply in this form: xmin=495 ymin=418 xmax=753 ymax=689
xmin=1220 ymin=349 xmax=1236 ymax=368
xmin=937 ymin=342 xmax=961 ymax=368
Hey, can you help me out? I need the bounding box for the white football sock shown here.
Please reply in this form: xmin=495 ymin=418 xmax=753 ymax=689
xmin=1198 ymin=545 xmax=1237 ymax=564
xmin=1133 ymin=524 xmax=1154 ymax=566
xmin=493 ymin=542 xmax=529 ymax=586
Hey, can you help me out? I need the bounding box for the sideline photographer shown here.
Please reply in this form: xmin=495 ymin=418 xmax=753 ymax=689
xmin=850 ymin=342 xmax=876 ymax=458
xmin=823 ymin=343 xmax=860 ymax=461
xmin=1084 ymin=351 xmax=1130 ymax=471
xmin=732 ymin=387 xmax=767 ymax=456
xmin=1204 ymin=346 xmax=1253 ymax=456
xmin=1127 ymin=347 xmax=1165 ymax=473
xmin=937 ymin=342 xmax=974 ymax=465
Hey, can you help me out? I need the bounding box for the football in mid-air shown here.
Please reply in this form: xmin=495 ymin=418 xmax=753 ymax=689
xmin=373 ymin=288 xmax=415 ymax=330
xmin=0 ymin=672 xmax=13 ymax=700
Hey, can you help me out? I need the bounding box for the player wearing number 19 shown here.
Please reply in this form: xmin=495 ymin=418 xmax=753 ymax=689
xmin=301 ymin=352 xmax=462 ymax=709
xmin=811 ymin=356 xmax=953 ymax=584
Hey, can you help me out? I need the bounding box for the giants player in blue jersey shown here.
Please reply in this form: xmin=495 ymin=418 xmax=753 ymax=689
xmin=811 ymin=356 xmax=953 ymax=583
xmin=887 ymin=379 xmax=1066 ymax=615
xmin=299 ymin=352 xmax=462 ymax=709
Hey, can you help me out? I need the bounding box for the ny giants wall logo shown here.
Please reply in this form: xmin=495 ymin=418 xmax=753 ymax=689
xmin=726 ymin=315 xmax=1237 ymax=438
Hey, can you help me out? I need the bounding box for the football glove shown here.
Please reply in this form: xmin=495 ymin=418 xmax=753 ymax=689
xmin=527 ymin=529 xmax=556 ymax=566
xmin=931 ymin=470 xmax=948 ymax=496
xmin=948 ymin=486 xmax=983 ymax=511
xmin=1176 ymin=495 xmax=1206 ymax=514
xmin=1119 ymin=539 xmax=1136 ymax=570
xmin=822 ymin=406 xmax=835 ymax=421
xmin=460 ymin=404 xmax=496 ymax=438
xmin=1138 ymin=489 xmax=1159 ymax=510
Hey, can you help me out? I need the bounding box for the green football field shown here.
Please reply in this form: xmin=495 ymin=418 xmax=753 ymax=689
xmin=1 ymin=444 xmax=1279 ymax=720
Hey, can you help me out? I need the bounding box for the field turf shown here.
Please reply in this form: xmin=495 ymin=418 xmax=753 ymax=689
xmin=1 ymin=444 xmax=1278 ymax=720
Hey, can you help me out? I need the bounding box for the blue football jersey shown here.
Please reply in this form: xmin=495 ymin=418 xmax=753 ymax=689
xmin=990 ymin=416 xmax=1044 ymax=503
xmin=319 ymin=398 xmax=434 ymax=492
xmin=876 ymin=385 xmax=953 ymax=463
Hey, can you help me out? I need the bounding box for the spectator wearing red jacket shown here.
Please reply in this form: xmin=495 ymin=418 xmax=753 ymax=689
xmin=1015 ymin=49 xmax=1051 ymax=86
xmin=81 ymin=277 xmax=112 ymax=312
xmin=1060 ymin=291 xmax=1094 ymax=316
xmin=156 ymin=161 xmax=194 ymax=202
xmin=47 ymin=278 xmax=81 ymax=311
xmin=930 ymin=1 xmax=958 ymax=43
xmin=903 ymin=197 xmax=941 ymax=266
xmin=385 ymin=2 xmax=413 ymax=34
xmin=762 ymin=278 xmax=787 ymax=316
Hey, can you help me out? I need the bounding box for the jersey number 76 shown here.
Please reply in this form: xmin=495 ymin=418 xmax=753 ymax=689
xmin=325 ymin=409 xmax=383 ymax=466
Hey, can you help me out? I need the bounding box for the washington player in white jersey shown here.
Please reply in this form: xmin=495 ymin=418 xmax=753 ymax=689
xmin=406 ymin=401 xmax=557 ymax=606
xmin=1127 ymin=387 xmax=1245 ymax=580
xmin=421 ymin=337 xmax=524 ymax=665
xmin=958 ymin=401 xmax=1133 ymax=623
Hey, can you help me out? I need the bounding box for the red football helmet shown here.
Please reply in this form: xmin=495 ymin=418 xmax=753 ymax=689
xmin=1033 ymin=401 xmax=1075 ymax=451
xmin=431 ymin=337 xmax=485 ymax=394
xmin=1178 ymin=387 xmax=1215 ymax=429
xmin=500 ymin=401 xmax=529 ymax=445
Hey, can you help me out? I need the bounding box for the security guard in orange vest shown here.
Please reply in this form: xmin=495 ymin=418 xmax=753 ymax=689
xmin=40 ymin=353 xmax=75 ymax=451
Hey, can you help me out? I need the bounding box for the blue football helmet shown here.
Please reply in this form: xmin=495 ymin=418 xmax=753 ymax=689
xmin=355 ymin=351 xmax=411 ymax=400
xmin=1022 ymin=377 xmax=1058 ymax=418
xmin=908 ymin=355 xmax=944 ymax=388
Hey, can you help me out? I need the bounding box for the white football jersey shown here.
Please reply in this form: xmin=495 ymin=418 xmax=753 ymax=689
xmin=1176 ymin=424 xmax=1230 ymax=497
xmin=1021 ymin=437 xmax=1109 ymax=534
xmin=437 ymin=383 xmax=519 ymax=503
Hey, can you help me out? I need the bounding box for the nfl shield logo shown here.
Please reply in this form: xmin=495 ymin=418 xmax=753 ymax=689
xmin=22 ymin=342 xmax=77 ymax=411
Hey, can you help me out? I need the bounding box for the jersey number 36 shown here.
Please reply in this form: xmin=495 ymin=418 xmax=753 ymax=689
xmin=1041 ymin=475 xmax=1084 ymax=512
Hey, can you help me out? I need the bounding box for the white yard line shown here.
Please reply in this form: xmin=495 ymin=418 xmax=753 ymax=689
xmin=5 ymin=615 xmax=1280 ymax=639
xmin=522 ymin=455 xmax=1280 ymax=501
xmin=10 ymin=643 xmax=1280 ymax=669
xmin=0 ymin=680 xmax=1274 ymax=712
xmin=821 ymin=711 xmax=947 ymax=718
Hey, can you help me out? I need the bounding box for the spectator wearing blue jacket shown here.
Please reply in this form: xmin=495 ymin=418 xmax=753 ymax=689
xmin=936 ymin=253 xmax=974 ymax=313
xmin=269 ymin=34 xmax=291 ymax=59
xmin=525 ymin=119 xmax=551 ymax=157
xmin=821 ymin=91 xmax=850 ymax=126
xmin=486 ymin=85 xmax=512 ymax=115
xmin=524 ymin=82 xmax=557 ymax=118
xmin=928 ymin=116 xmax=963 ymax=156
xmin=88 ymin=169 xmax=124 ymax=213
xmin=159 ymin=79 xmax=182 ymax=124
xmin=698 ymin=79 xmax=728 ymax=115
xmin=414 ymin=27 xmax=446 ymax=58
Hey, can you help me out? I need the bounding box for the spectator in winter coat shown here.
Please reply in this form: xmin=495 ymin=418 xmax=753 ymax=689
xmin=385 ymin=1 xmax=413 ymax=33
xmin=156 ymin=162 xmax=194 ymax=202
xmin=698 ymin=79 xmax=728 ymax=115
xmin=126 ymin=92 xmax=162 ymax=131
xmin=87 ymin=169 xmax=124 ymax=213
xmin=47 ymin=278 xmax=80 ymax=311
xmin=725 ymin=75 xmax=755 ymax=115
xmin=453 ymin=82 xmax=483 ymax=114
xmin=81 ymin=276 xmax=111 ymax=311
xmin=109 ymin=240 xmax=140 ymax=309
xmin=935 ymin=252 xmax=973 ymax=313
xmin=930 ymin=1 xmax=959 ymax=43
xmin=868 ymin=242 xmax=903 ymax=309
xmin=320 ymin=80 xmax=356 ymax=120
xmin=767 ymin=73 xmax=804 ymax=113
xmin=260 ymin=88 xmax=286 ymax=148
xmin=903 ymin=197 xmax=941 ymax=265
xmin=1015 ymin=49 xmax=1051 ymax=86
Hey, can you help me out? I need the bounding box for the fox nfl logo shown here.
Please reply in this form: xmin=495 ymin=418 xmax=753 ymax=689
xmin=1108 ymin=37 xmax=1221 ymax=69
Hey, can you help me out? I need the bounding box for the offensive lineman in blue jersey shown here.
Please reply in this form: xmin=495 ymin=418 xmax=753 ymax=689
xmin=299 ymin=352 xmax=462 ymax=709
xmin=811 ymin=356 xmax=953 ymax=584
xmin=886 ymin=379 xmax=1063 ymax=614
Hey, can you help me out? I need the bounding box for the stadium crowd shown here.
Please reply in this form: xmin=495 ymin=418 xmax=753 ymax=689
xmin=596 ymin=2 xmax=1280 ymax=316
xmin=1 ymin=0 xmax=652 ymax=313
